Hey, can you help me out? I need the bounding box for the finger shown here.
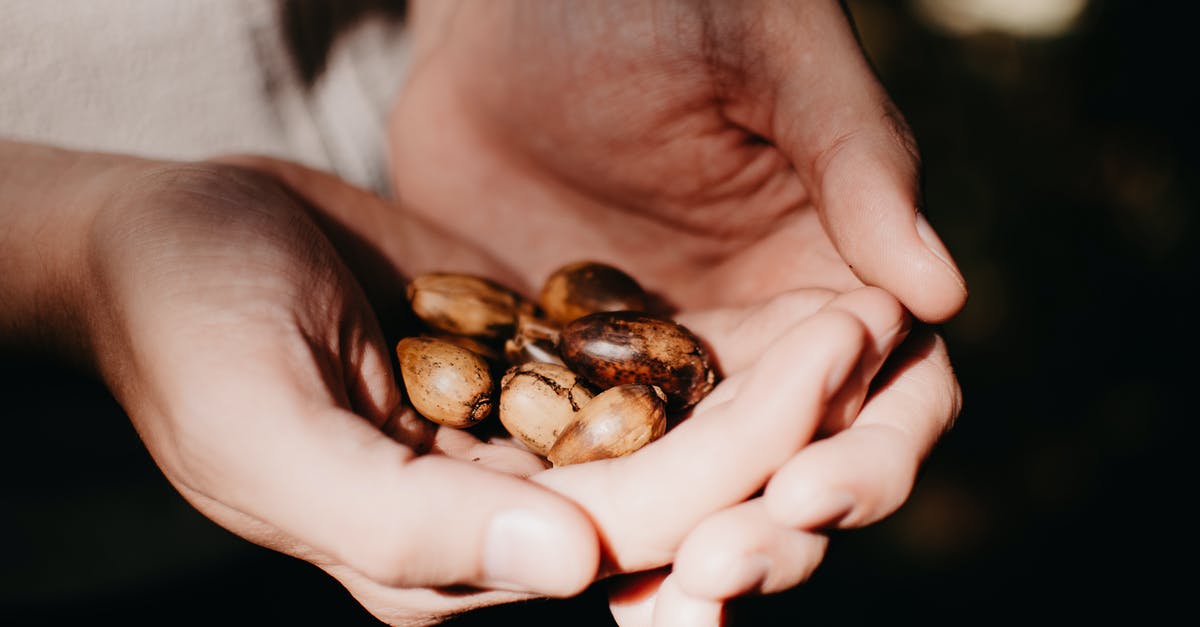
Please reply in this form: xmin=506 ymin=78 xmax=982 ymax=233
xmin=608 ymin=569 xmax=670 ymax=627
xmin=674 ymin=288 xmax=837 ymax=377
xmin=678 ymin=286 xmax=908 ymax=423
xmin=178 ymin=398 xmax=599 ymax=597
xmin=649 ymin=575 xmax=724 ymax=627
xmin=430 ymin=420 xmax=551 ymax=478
xmin=536 ymin=309 xmax=866 ymax=572
xmin=815 ymin=286 xmax=911 ymax=434
xmin=759 ymin=2 xmax=967 ymax=322
xmin=764 ymin=327 xmax=963 ymax=529
xmin=176 ymin=478 xmax=544 ymax=626
xmin=671 ymin=500 xmax=828 ymax=600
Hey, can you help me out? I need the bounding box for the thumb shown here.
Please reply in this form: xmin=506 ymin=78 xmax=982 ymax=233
xmin=189 ymin=403 xmax=601 ymax=598
xmin=808 ymin=111 xmax=967 ymax=323
xmin=763 ymin=3 xmax=967 ymax=322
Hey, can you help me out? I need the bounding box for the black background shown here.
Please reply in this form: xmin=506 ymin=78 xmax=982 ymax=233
xmin=2 ymin=1 xmax=1192 ymax=624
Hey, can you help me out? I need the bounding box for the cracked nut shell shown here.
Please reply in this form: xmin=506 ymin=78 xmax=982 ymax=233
xmin=558 ymin=310 xmax=716 ymax=410
xmin=498 ymin=361 xmax=595 ymax=456
xmin=397 ymin=336 xmax=495 ymax=428
xmin=546 ymin=384 xmax=667 ymax=466
xmin=504 ymin=311 xmax=565 ymax=367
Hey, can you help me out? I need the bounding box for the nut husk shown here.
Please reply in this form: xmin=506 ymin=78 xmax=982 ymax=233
xmin=546 ymin=384 xmax=667 ymax=466
xmin=396 ymin=336 xmax=495 ymax=428
xmin=559 ymin=310 xmax=716 ymax=410
xmin=539 ymin=261 xmax=648 ymax=324
xmin=504 ymin=311 xmax=564 ymax=367
xmin=407 ymin=273 xmax=525 ymax=340
xmin=498 ymin=361 xmax=595 ymax=456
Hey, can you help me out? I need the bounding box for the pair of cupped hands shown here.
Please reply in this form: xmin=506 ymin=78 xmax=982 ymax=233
xmin=79 ymin=2 xmax=965 ymax=625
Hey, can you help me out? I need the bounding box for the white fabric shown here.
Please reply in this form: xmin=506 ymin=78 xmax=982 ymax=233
xmin=0 ymin=0 xmax=411 ymax=196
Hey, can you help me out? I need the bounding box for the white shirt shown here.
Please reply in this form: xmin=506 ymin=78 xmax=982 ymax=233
xmin=1 ymin=0 xmax=411 ymax=196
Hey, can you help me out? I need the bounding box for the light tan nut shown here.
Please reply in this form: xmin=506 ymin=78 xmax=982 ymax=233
xmin=396 ymin=336 xmax=495 ymax=428
xmin=407 ymin=273 xmax=526 ymax=340
xmin=547 ymin=384 xmax=667 ymax=466
xmin=498 ymin=361 xmax=595 ymax=456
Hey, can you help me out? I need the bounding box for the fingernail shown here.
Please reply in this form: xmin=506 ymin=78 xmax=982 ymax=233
xmin=727 ymin=554 xmax=773 ymax=595
xmin=825 ymin=348 xmax=861 ymax=397
xmin=484 ymin=508 xmax=572 ymax=592
xmin=789 ymin=490 xmax=856 ymax=528
xmin=878 ymin=314 xmax=913 ymax=356
xmin=914 ymin=213 xmax=966 ymax=289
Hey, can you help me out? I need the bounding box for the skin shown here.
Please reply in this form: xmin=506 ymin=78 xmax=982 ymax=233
xmin=383 ymin=0 xmax=966 ymax=623
xmin=1 ymin=140 xmax=915 ymax=626
xmin=0 ymin=1 xmax=967 ymax=624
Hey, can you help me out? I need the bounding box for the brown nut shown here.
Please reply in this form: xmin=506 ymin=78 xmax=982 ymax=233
xmin=546 ymin=384 xmax=667 ymax=466
xmin=425 ymin=332 xmax=503 ymax=364
xmin=407 ymin=273 xmax=525 ymax=339
xmin=504 ymin=311 xmax=565 ymax=367
xmin=539 ymin=261 xmax=648 ymax=324
xmin=498 ymin=361 xmax=595 ymax=456
xmin=396 ymin=336 xmax=495 ymax=428
xmin=558 ymin=310 xmax=716 ymax=410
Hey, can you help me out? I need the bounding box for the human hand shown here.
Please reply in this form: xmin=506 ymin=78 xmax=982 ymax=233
xmin=384 ymin=0 xmax=966 ymax=622
xmin=253 ymin=157 xmax=953 ymax=626
xmin=1 ymin=147 xmax=621 ymax=626
xmin=390 ymin=0 xmax=965 ymax=318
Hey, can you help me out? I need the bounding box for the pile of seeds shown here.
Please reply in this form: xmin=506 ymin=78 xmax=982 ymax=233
xmin=396 ymin=261 xmax=716 ymax=466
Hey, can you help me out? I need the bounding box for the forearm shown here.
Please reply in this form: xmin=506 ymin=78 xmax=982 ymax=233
xmin=0 ymin=139 xmax=142 ymax=362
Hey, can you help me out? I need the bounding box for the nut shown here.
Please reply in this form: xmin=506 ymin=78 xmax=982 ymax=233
xmin=498 ymin=361 xmax=595 ymax=456
xmin=504 ymin=311 xmax=565 ymax=367
xmin=539 ymin=260 xmax=648 ymax=324
xmin=424 ymin=332 xmax=503 ymax=365
xmin=396 ymin=336 xmax=495 ymax=428
xmin=546 ymin=384 xmax=667 ymax=466
xmin=406 ymin=273 xmax=526 ymax=340
xmin=558 ymin=310 xmax=716 ymax=410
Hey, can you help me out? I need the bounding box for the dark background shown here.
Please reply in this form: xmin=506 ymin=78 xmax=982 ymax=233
xmin=2 ymin=1 xmax=1192 ymax=624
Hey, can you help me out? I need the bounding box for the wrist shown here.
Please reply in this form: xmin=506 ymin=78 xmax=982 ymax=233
xmin=0 ymin=140 xmax=155 ymax=365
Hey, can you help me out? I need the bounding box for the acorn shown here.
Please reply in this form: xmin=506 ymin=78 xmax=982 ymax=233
xmin=406 ymin=273 xmax=526 ymax=340
xmin=546 ymin=384 xmax=667 ymax=466
xmin=558 ymin=310 xmax=716 ymax=410
xmin=498 ymin=361 xmax=595 ymax=456
xmin=396 ymin=336 xmax=495 ymax=428
xmin=539 ymin=261 xmax=648 ymax=324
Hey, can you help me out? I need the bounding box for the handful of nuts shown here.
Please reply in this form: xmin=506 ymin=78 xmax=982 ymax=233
xmin=395 ymin=261 xmax=717 ymax=466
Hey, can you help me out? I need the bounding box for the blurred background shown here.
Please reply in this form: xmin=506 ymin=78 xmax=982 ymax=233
xmin=1 ymin=0 xmax=1192 ymax=624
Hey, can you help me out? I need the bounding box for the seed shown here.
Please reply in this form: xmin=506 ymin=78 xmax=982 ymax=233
xmin=546 ymin=384 xmax=667 ymax=466
xmin=559 ymin=310 xmax=716 ymax=410
xmin=407 ymin=273 xmax=525 ymax=340
xmin=539 ymin=261 xmax=648 ymax=324
xmin=396 ymin=336 xmax=495 ymax=428
xmin=498 ymin=361 xmax=595 ymax=456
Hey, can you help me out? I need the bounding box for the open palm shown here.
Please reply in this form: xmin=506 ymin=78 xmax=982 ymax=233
xmin=387 ymin=0 xmax=965 ymax=321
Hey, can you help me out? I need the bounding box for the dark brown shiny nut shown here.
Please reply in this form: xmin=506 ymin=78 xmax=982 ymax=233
xmin=559 ymin=310 xmax=716 ymax=410
xmin=504 ymin=311 xmax=565 ymax=367
xmin=539 ymin=261 xmax=648 ymax=324
xmin=396 ymin=336 xmax=495 ymax=428
xmin=499 ymin=362 xmax=595 ymax=456
xmin=546 ymin=384 xmax=667 ymax=466
xmin=406 ymin=273 xmax=525 ymax=339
